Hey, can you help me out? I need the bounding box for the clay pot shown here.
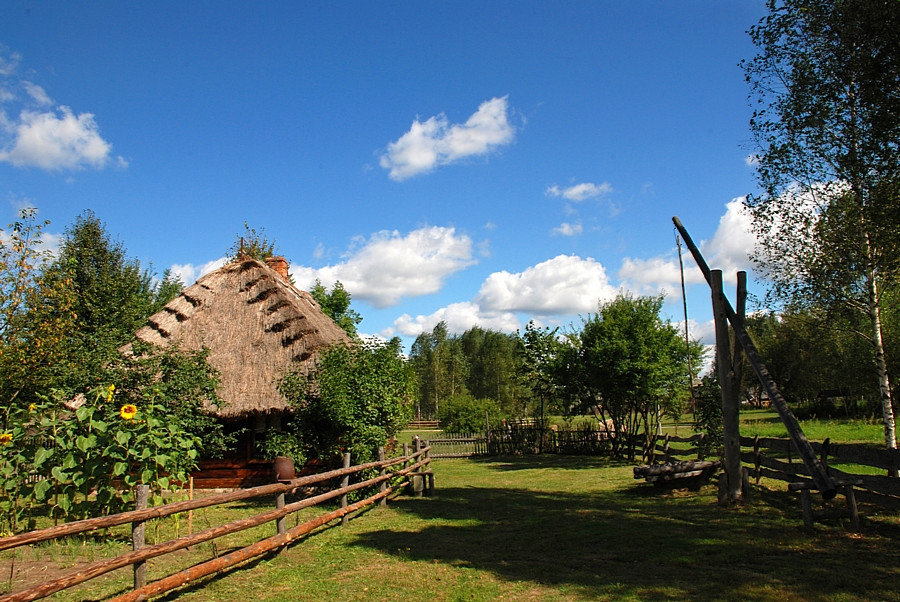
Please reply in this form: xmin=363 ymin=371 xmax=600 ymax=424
xmin=273 ymin=456 xmax=296 ymax=481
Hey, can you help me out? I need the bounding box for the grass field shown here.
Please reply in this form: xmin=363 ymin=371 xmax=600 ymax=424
xmin=3 ymin=411 xmax=898 ymax=601
xmin=8 ymin=452 xmax=898 ymax=601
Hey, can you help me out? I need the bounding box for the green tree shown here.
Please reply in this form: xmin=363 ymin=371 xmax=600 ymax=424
xmin=44 ymin=211 xmax=181 ymax=393
xmin=459 ymin=327 xmax=523 ymax=417
xmin=310 ymin=279 xmax=363 ymax=338
xmin=572 ymin=294 xmax=687 ymax=460
xmin=743 ymin=0 xmax=900 ymax=450
xmin=519 ymin=321 xmax=565 ymax=424
xmin=0 ymin=209 xmax=78 ymax=408
xmin=278 ymin=340 xmax=414 ymax=466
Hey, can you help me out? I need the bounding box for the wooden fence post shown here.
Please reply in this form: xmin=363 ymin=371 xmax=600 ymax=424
xmin=754 ymin=434 xmax=761 ymax=484
xmin=378 ymin=447 xmax=387 ymax=507
xmin=132 ymin=484 xmax=149 ymax=590
xmin=275 ymin=491 xmax=286 ymax=536
xmin=712 ymin=269 xmax=743 ymax=504
xmin=340 ymin=452 xmax=351 ymax=526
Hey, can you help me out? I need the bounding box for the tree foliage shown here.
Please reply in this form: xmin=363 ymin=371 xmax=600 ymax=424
xmin=0 ymin=209 xmax=78 ymax=407
xmin=278 ymin=340 xmax=414 ymax=466
xmin=409 ymin=323 xmax=525 ymax=420
xmin=743 ymin=0 xmax=900 ymax=448
xmin=568 ymin=294 xmax=691 ymax=460
xmin=310 ymin=279 xmax=363 ymax=338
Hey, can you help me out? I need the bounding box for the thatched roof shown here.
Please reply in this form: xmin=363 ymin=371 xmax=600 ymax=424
xmin=133 ymin=257 xmax=350 ymax=418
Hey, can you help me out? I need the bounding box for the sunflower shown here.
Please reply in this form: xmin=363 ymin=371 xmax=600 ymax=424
xmin=119 ymin=404 xmax=138 ymax=421
xmin=106 ymin=384 xmax=116 ymax=403
xmin=0 ymin=433 xmax=12 ymax=446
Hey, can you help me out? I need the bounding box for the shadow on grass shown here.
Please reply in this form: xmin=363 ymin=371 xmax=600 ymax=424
xmin=348 ymin=482 xmax=900 ymax=600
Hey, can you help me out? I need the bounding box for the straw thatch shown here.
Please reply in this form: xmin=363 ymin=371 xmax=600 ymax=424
xmin=133 ymin=257 xmax=350 ymax=418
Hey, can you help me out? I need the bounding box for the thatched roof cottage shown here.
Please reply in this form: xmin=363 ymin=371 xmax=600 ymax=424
xmin=134 ymin=256 xmax=350 ymax=486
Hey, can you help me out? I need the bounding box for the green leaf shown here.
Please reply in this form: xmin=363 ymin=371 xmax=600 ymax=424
xmin=75 ymin=406 xmax=91 ymax=422
xmin=33 ymin=479 xmax=51 ymax=501
xmin=140 ymin=469 xmax=153 ymax=484
xmin=113 ymin=461 xmax=128 ymax=476
xmin=34 ymin=446 xmax=53 ymax=467
xmin=116 ymin=430 xmax=131 ymax=446
xmin=51 ymin=466 xmax=68 ymax=483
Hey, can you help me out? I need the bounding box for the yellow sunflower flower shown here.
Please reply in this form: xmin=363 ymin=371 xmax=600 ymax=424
xmin=106 ymin=384 xmax=116 ymax=403
xmin=0 ymin=433 xmax=12 ymax=446
xmin=119 ymin=404 xmax=138 ymax=421
xmin=28 ymin=403 xmax=37 ymax=413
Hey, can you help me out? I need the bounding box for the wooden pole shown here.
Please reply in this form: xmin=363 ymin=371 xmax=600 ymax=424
xmin=132 ymin=485 xmax=149 ymax=590
xmin=275 ymin=492 xmax=286 ymax=536
xmin=187 ymin=476 xmax=193 ymax=537
xmin=673 ymin=216 xmax=836 ymax=499
xmin=713 ymin=270 xmax=743 ymax=503
xmin=378 ymin=447 xmax=387 ymax=507
xmin=340 ymin=452 xmax=351 ymax=526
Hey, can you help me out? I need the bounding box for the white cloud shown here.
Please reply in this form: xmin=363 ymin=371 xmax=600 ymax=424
xmin=546 ymin=181 xmax=613 ymax=202
xmin=170 ymin=257 xmax=227 ymax=286
xmin=22 ymin=82 xmax=51 ymax=106
xmin=0 ymin=48 xmax=125 ymax=171
xmin=0 ymin=107 xmax=121 ymax=170
xmin=380 ymin=96 xmax=515 ymax=181
xmin=703 ymin=197 xmax=755 ymax=274
xmin=476 ymin=254 xmax=617 ymax=316
xmin=393 ymin=301 xmax=520 ymax=338
xmin=619 ymin=197 xmax=755 ymax=295
xmin=552 ymin=222 xmax=583 ymax=237
xmin=291 ymin=226 xmax=477 ymax=308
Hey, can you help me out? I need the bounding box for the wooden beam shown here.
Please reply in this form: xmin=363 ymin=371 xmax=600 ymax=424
xmin=673 ymin=216 xmax=836 ymax=499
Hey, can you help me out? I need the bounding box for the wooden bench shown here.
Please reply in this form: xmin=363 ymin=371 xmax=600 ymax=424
xmin=788 ymin=478 xmax=863 ymax=532
xmin=633 ymin=460 xmax=722 ymax=490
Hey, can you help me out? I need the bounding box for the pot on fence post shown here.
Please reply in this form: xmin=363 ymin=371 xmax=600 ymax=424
xmin=273 ymin=456 xmax=296 ymax=482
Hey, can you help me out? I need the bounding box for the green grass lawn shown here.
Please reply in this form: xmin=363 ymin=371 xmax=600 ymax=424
xmin=4 ymin=413 xmax=897 ymax=601
xmin=739 ymin=407 xmax=885 ymax=444
xmin=17 ymin=454 xmax=895 ymax=601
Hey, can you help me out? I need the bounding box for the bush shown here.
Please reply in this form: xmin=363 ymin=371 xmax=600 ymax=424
xmin=439 ymin=393 xmax=502 ymax=434
xmin=279 ymin=341 xmax=414 ymax=467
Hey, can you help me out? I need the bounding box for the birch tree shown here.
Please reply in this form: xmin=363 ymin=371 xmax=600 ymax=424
xmin=743 ymin=0 xmax=900 ymax=450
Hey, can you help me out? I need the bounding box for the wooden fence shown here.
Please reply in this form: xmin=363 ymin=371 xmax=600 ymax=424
xmin=0 ymin=444 xmax=432 ymax=602
xmin=426 ymin=425 xmax=616 ymax=458
xmin=740 ymin=435 xmax=900 ymax=507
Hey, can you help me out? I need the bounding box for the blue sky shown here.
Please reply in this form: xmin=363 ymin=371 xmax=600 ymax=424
xmin=1 ymin=1 xmax=768 ymax=353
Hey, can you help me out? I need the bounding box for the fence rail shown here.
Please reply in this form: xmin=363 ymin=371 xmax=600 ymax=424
xmin=740 ymin=435 xmax=900 ymax=507
xmin=0 ymin=445 xmax=432 ymax=602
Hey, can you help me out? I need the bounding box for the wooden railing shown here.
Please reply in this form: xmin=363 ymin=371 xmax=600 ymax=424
xmin=0 ymin=445 xmax=432 ymax=602
xmin=741 ymin=435 xmax=900 ymax=507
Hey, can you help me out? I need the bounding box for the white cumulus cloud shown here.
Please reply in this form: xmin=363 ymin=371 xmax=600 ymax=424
xmin=0 ymin=48 xmax=125 ymax=171
xmin=618 ymin=197 xmax=755 ymax=296
xmin=476 ymin=254 xmax=617 ymax=316
xmin=291 ymin=226 xmax=478 ymax=308
xmin=546 ymin=181 xmax=613 ymax=202
xmin=380 ymin=96 xmax=515 ymax=181
xmin=392 ymin=302 xmax=520 ymax=338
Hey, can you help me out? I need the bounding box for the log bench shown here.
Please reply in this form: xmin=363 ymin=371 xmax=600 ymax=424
xmin=788 ymin=478 xmax=863 ymax=532
xmin=633 ymin=460 xmax=722 ymax=490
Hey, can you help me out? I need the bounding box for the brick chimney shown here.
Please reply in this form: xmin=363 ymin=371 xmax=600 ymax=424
xmin=264 ymin=256 xmax=290 ymax=282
